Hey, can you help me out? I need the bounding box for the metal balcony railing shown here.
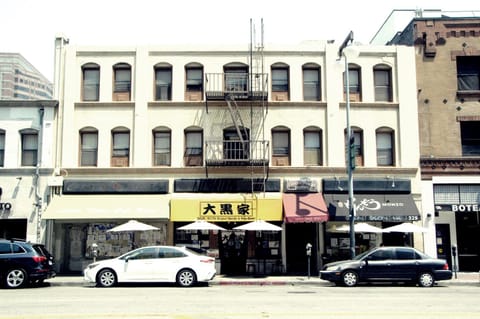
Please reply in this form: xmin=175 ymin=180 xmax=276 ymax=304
xmin=205 ymin=73 xmax=268 ymax=101
xmin=205 ymin=140 xmax=269 ymax=166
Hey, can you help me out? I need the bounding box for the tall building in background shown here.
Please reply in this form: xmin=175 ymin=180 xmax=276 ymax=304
xmin=0 ymin=53 xmax=53 ymax=100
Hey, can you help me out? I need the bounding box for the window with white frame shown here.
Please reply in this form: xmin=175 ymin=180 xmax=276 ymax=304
xmin=184 ymin=129 xmax=203 ymax=166
xmin=113 ymin=63 xmax=131 ymax=101
xmin=185 ymin=64 xmax=203 ymax=100
xmin=111 ymin=129 xmax=130 ymax=167
xmin=344 ymin=65 xmax=361 ymax=102
xmin=271 ymin=64 xmax=289 ymax=101
xmin=272 ymin=127 xmax=290 ymax=166
xmin=303 ymin=64 xmax=321 ymax=101
xmin=374 ymin=66 xmax=392 ymax=102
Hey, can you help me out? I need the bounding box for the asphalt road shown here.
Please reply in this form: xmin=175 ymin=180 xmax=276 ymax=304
xmin=0 ymin=283 xmax=479 ymax=319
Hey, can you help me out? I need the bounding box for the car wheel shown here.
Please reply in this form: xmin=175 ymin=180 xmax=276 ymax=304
xmin=96 ymin=269 xmax=117 ymax=287
xmin=176 ymin=269 xmax=197 ymax=287
xmin=342 ymin=270 xmax=358 ymax=287
xmin=5 ymin=268 xmax=27 ymax=288
xmin=418 ymin=272 xmax=435 ymax=287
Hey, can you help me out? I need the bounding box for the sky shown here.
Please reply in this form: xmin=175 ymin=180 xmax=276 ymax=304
xmin=1 ymin=0 xmax=478 ymax=82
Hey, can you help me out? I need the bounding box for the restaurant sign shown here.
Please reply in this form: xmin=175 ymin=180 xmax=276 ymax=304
xmin=200 ymin=200 xmax=256 ymax=221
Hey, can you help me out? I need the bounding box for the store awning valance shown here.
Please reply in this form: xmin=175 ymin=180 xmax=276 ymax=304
xmin=283 ymin=193 xmax=329 ymax=223
xmin=324 ymin=194 xmax=421 ymax=222
xmin=42 ymin=195 xmax=170 ymax=220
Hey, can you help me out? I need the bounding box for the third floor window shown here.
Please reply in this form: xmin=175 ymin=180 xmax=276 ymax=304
xmin=155 ymin=65 xmax=172 ymax=101
xmin=82 ymin=63 xmax=100 ymax=101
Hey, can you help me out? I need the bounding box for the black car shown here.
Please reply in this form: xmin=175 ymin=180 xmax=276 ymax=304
xmin=320 ymin=246 xmax=452 ymax=287
xmin=0 ymin=239 xmax=56 ymax=288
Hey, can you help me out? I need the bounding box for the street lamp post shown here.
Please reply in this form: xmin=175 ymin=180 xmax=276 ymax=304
xmin=338 ymin=31 xmax=356 ymax=259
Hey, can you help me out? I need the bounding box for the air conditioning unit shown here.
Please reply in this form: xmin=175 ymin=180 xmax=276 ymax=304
xmin=47 ymin=176 xmax=64 ymax=187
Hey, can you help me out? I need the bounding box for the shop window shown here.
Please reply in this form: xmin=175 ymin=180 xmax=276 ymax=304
xmin=272 ymin=127 xmax=290 ymax=166
xmin=374 ymin=65 xmax=392 ymax=102
xmin=111 ymin=128 xmax=130 ymax=167
xmin=184 ymin=129 xmax=203 ymax=166
xmin=185 ymin=63 xmax=203 ymax=101
xmin=154 ymin=64 xmax=172 ymax=101
xmin=304 ymin=128 xmax=322 ymax=166
xmin=153 ymin=128 xmax=171 ymax=166
xmin=82 ymin=63 xmax=100 ymax=101
xmin=80 ymin=129 xmax=98 ymax=167
xmin=344 ymin=65 xmax=361 ymax=102
xmin=457 ymin=56 xmax=480 ymax=91
xmin=271 ymin=63 xmax=289 ymax=101
xmin=376 ymin=128 xmax=394 ymax=166
xmin=303 ymin=64 xmax=321 ymax=101
xmin=113 ymin=63 xmax=131 ymax=101
xmin=20 ymin=129 xmax=38 ymax=166
xmin=0 ymin=130 xmax=5 ymax=167
xmin=461 ymin=121 xmax=480 ymax=155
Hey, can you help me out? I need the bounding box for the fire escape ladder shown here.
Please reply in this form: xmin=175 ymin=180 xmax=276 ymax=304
xmin=225 ymin=94 xmax=250 ymax=156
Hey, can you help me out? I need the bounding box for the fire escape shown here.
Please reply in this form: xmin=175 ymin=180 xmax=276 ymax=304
xmin=204 ymin=19 xmax=269 ymax=193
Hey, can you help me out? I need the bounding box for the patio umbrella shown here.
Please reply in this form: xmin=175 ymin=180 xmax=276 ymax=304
xmin=178 ymin=220 xmax=226 ymax=231
xmin=334 ymin=222 xmax=388 ymax=233
xmin=107 ymin=220 xmax=159 ymax=232
xmin=107 ymin=220 xmax=159 ymax=250
xmin=233 ymin=220 xmax=282 ymax=231
xmin=383 ymin=222 xmax=429 ymax=233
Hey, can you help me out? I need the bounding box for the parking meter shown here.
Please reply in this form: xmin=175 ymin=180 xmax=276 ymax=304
xmin=306 ymin=243 xmax=312 ymax=278
xmin=451 ymin=245 xmax=458 ymax=278
xmin=92 ymin=243 xmax=98 ymax=262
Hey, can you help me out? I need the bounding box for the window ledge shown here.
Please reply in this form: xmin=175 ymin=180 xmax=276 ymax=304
xmin=457 ymin=90 xmax=480 ymax=99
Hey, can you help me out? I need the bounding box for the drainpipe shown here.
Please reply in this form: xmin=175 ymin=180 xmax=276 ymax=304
xmin=35 ymin=107 xmax=45 ymax=243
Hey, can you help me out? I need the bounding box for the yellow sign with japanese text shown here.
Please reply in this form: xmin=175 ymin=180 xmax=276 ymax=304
xmin=170 ymin=197 xmax=282 ymax=221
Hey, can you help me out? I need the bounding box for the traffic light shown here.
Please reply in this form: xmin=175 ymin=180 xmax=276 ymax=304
xmin=349 ymin=135 xmax=356 ymax=171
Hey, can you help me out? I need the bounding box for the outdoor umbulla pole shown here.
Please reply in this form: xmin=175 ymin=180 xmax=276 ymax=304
xmin=339 ymin=31 xmax=356 ymax=259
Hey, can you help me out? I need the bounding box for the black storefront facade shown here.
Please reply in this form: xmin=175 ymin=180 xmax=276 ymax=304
xmin=322 ymin=178 xmax=422 ymax=262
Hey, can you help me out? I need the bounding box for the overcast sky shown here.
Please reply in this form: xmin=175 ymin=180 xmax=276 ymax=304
xmin=1 ymin=0 xmax=477 ymax=82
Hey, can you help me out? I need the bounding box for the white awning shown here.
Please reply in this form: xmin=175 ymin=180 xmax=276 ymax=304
xmin=42 ymin=195 xmax=170 ymax=220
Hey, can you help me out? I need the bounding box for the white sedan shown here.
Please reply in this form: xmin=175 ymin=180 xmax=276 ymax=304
xmin=84 ymin=246 xmax=216 ymax=287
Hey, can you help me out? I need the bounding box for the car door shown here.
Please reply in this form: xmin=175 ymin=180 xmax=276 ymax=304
xmin=122 ymin=247 xmax=159 ymax=281
xmin=390 ymin=247 xmax=420 ymax=280
xmin=362 ymin=248 xmax=395 ymax=280
xmin=153 ymin=247 xmax=189 ymax=282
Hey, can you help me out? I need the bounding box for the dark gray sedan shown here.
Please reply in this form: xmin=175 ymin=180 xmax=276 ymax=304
xmin=320 ymin=246 xmax=452 ymax=287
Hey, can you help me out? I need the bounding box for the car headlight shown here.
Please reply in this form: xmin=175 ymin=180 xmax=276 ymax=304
xmin=325 ymin=265 xmax=342 ymax=271
xmin=87 ymin=263 xmax=99 ymax=270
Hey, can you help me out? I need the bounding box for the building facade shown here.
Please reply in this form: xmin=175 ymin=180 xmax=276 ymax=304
xmin=44 ymin=33 xmax=423 ymax=275
xmin=0 ymin=99 xmax=57 ymax=243
xmin=0 ymin=53 xmax=53 ymax=100
xmin=388 ymin=12 xmax=480 ymax=271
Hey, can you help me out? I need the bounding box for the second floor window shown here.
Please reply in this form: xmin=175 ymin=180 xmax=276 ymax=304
xmin=21 ymin=131 xmax=38 ymax=166
xmin=345 ymin=129 xmax=363 ymax=168
xmin=155 ymin=66 xmax=172 ymax=101
xmin=271 ymin=64 xmax=289 ymax=101
xmin=461 ymin=121 xmax=480 ymax=155
xmin=111 ymin=130 xmax=130 ymax=167
xmin=272 ymin=128 xmax=290 ymax=166
xmin=303 ymin=66 xmax=321 ymax=101
xmin=184 ymin=130 xmax=203 ymax=166
xmin=376 ymin=130 xmax=394 ymax=166
xmin=82 ymin=64 xmax=100 ymax=101
xmin=185 ymin=65 xmax=203 ymax=101
xmin=344 ymin=66 xmax=361 ymax=102
xmin=457 ymin=56 xmax=480 ymax=91
xmin=80 ymin=130 xmax=98 ymax=166
xmin=374 ymin=67 xmax=392 ymax=102
xmin=0 ymin=130 xmax=5 ymax=167
xmin=153 ymin=130 xmax=171 ymax=166
xmin=113 ymin=63 xmax=131 ymax=101
xmin=304 ymin=129 xmax=322 ymax=166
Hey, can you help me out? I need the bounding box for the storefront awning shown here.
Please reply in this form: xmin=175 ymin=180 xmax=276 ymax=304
xmin=42 ymin=195 xmax=170 ymax=220
xmin=283 ymin=193 xmax=329 ymax=223
xmin=324 ymin=194 xmax=421 ymax=222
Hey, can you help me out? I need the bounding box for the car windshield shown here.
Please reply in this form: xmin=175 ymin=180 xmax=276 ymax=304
xmin=352 ymin=249 xmax=372 ymax=260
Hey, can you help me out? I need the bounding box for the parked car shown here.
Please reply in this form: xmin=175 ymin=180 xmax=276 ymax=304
xmin=0 ymin=239 xmax=56 ymax=288
xmin=84 ymin=245 xmax=216 ymax=287
xmin=320 ymin=246 xmax=452 ymax=287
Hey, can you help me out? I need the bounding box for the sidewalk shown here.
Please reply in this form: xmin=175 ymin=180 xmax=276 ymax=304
xmin=48 ymin=272 xmax=479 ymax=287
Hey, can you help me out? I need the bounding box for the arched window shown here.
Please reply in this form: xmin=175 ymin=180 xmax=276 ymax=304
xmin=376 ymin=127 xmax=395 ymax=166
xmin=113 ymin=63 xmax=131 ymax=101
xmin=79 ymin=127 xmax=98 ymax=166
xmin=185 ymin=62 xmax=203 ymax=101
xmin=111 ymin=127 xmax=130 ymax=167
xmin=154 ymin=63 xmax=172 ymax=101
xmin=82 ymin=63 xmax=100 ymax=101
xmin=304 ymin=126 xmax=322 ymax=166
xmin=303 ymin=63 xmax=321 ymax=101
xmin=153 ymin=126 xmax=171 ymax=166
xmin=344 ymin=127 xmax=363 ymax=167
xmin=184 ymin=126 xmax=203 ymax=166
xmin=271 ymin=63 xmax=289 ymax=101
xmin=344 ymin=63 xmax=361 ymax=102
xmin=374 ymin=64 xmax=392 ymax=102
xmin=272 ymin=126 xmax=290 ymax=166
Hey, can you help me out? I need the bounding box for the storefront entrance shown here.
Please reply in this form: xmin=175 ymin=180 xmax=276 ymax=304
xmin=286 ymin=223 xmax=317 ymax=275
